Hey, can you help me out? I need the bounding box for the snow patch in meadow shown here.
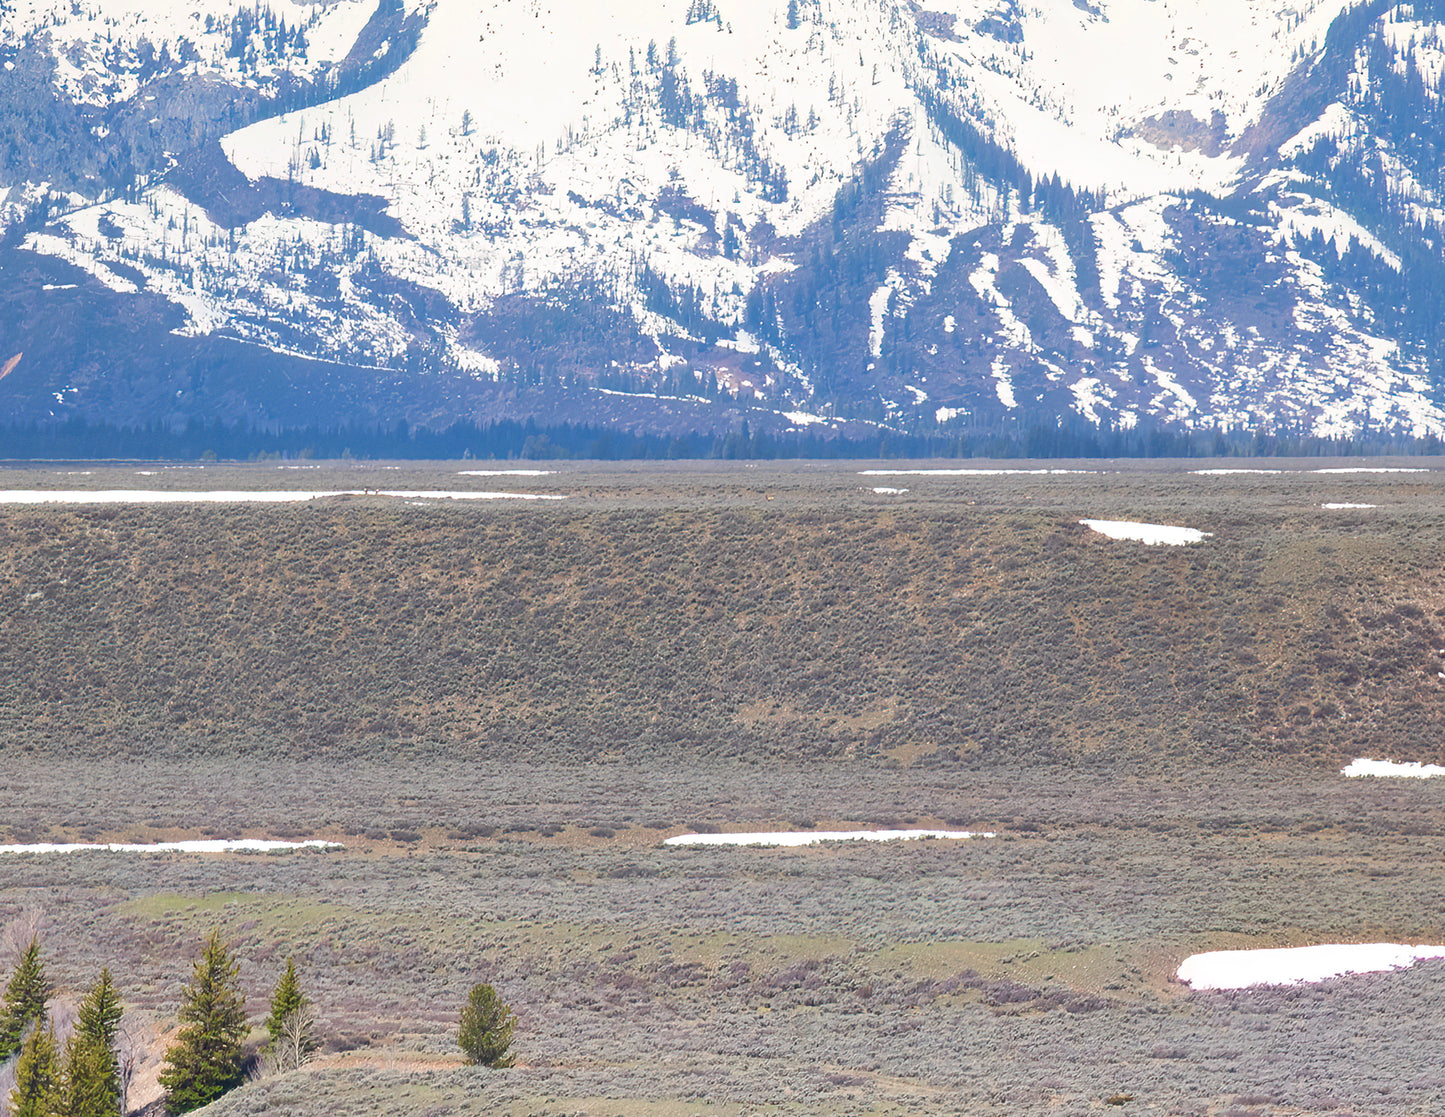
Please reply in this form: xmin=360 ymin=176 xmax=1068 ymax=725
xmin=871 ymin=487 xmax=909 ymax=495
xmin=1343 ymin=758 xmax=1445 ymax=779
xmin=457 ymin=470 xmax=554 ymax=477
xmin=1080 ymin=520 xmax=1209 ymax=545
xmin=0 ymin=839 xmax=342 ymax=856
xmin=1177 ymin=943 xmax=1445 ymax=990
xmin=1322 ymin=503 xmax=1376 ymax=510
xmin=0 ymin=490 xmax=565 ymax=504
xmin=664 ymin=829 xmax=992 ymax=848
xmin=1195 ymin=468 xmax=1429 ymax=478
xmin=859 ymin=469 xmax=1099 ymax=477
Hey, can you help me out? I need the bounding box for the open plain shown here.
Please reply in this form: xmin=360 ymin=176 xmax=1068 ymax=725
xmin=1 ymin=459 xmax=1444 ymax=1116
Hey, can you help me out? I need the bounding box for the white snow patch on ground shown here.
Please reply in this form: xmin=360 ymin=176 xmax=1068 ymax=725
xmin=0 ymin=490 xmax=565 ymax=504
xmin=1343 ymin=758 xmax=1445 ymax=779
xmin=1177 ymin=943 xmax=1445 ymax=990
xmin=0 ymin=839 xmax=342 ymax=855
xmin=1321 ymin=503 xmax=1376 ymax=509
xmin=664 ymin=829 xmax=992 ymax=847
xmin=871 ymin=487 xmax=909 ymax=495
xmin=1195 ymin=468 xmax=1428 ymax=477
xmin=860 ymin=469 xmax=1100 ymax=476
xmin=1080 ymin=519 xmax=1210 ymax=545
xmin=457 ymin=470 xmax=554 ymax=476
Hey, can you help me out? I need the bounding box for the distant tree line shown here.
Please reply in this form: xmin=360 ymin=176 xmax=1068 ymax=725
xmin=1 ymin=415 xmax=1441 ymax=462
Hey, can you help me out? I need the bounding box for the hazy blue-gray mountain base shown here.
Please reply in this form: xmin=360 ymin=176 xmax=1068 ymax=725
xmin=5 ymin=0 xmax=1445 ymax=440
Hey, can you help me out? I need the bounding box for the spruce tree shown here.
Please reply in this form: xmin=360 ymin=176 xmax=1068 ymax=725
xmin=457 ymin=983 xmax=515 ymax=1068
xmin=54 ymin=1034 xmax=117 ymax=1117
xmin=8 ymin=1022 xmax=57 ymax=1117
xmin=264 ymin=957 xmax=316 ymax=1071
xmin=264 ymin=958 xmax=303 ymax=1047
xmin=77 ymin=968 xmax=122 ymax=1053
xmin=0 ymin=938 xmax=50 ymax=1059
xmin=69 ymin=969 xmax=123 ymax=1117
xmin=157 ymin=931 xmax=248 ymax=1115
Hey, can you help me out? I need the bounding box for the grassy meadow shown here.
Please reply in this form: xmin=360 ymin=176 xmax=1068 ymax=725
xmin=0 ymin=459 xmax=1443 ymax=1115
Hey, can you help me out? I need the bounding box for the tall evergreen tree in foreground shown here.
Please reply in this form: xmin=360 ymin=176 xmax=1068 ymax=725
xmin=0 ymin=938 xmax=50 ymax=1059
xmin=8 ymin=1022 xmax=57 ymax=1117
xmin=55 ymin=1033 xmax=117 ymax=1117
xmin=158 ymin=931 xmax=248 ymax=1114
xmin=67 ymin=968 xmax=124 ymax=1116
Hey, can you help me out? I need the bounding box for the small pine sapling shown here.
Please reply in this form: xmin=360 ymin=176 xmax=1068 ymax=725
xmin=264 ymin=958 xmax=317 ymax=1073
xmin=457 ymin=983 xmax=516 ymax=1068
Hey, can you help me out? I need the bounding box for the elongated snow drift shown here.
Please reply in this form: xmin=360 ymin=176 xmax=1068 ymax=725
xmin=1178 ymin=943 xmax=1445 ymax=990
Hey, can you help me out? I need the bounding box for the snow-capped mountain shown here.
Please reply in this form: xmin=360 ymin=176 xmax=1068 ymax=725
xmin=4 ymin=0 xmax=1445 ymax=438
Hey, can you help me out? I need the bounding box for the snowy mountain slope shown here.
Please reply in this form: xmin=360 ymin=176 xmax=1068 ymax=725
xmin=5 ymin=0 xmax=1445 ymax=438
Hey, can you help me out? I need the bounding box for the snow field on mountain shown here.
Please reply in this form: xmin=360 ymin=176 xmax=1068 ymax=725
xmin=15 ymin=0 xmax=1445 ymax=437
xmin=5 ymin=0 xmax=373 ymax=106
xmin=224 ymin=0 xmax=913 ymax=243
xmin=189 ymin=0 xmax=984 ymax=368
xmin=1267 ymin=180 xmax=1402 ymax=269
xmin=922 ymin=0 xmax=1348 ymax=195
xmin=74 ymin=0 xmax=1351 ymax=386
xmin=1177 ymin=943 xmax=1445 ymax=990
